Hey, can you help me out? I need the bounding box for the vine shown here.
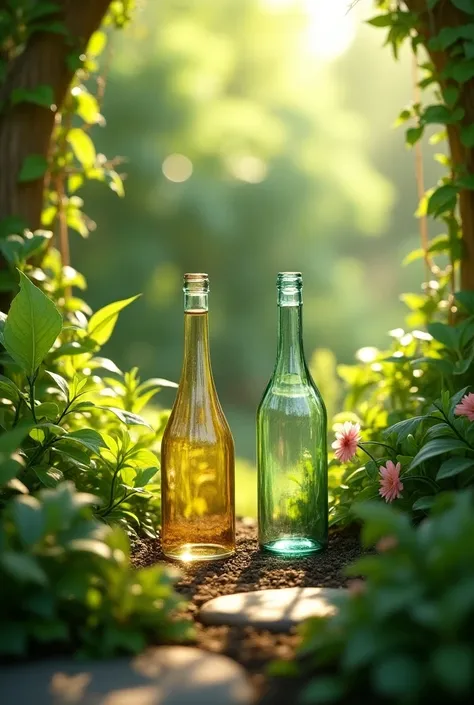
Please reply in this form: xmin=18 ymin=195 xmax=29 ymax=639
xmin=368 ymin=0 xmax=474 ymax=297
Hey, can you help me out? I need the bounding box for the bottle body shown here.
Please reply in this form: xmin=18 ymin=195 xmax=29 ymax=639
xmin=161 ymin=275 xmax=235 ymax=562
xmin=257 ymin=273 xmax=328 ymax=556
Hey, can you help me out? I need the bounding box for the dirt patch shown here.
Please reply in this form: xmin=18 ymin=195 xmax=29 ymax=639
xmin=133 ymin=519 xmax=363 ymax=703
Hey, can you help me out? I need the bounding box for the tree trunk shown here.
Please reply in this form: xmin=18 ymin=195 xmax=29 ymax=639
xmin=0 ymin=0 xmax=111 ymax=311
xmin=405 ymin=0 xmax=474 ymax=291
xmin=0 ymin=0 xmax=111 ymax=229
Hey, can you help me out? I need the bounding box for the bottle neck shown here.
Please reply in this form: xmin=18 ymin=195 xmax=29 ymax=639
xmin=275 ymin=302 xmax=307 ymax=378
xmin=180 ymin=309 xmax=213 ymax=392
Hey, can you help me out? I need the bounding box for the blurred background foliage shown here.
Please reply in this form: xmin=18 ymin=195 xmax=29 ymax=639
xmin=71 ymin=0 xmax=441 ymax=480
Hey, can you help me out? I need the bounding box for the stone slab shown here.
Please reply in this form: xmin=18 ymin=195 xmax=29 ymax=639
xmin=0 ymin=646 xmax=253 ymax=705
xmin=200 ymin=586 xmax=346 ymax=631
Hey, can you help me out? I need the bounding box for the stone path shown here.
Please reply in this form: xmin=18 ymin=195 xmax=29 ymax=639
xmin=0 ymin=647 xmax=253 ymax=705
xmin=199 ymin=586 xmax=346 ymax=631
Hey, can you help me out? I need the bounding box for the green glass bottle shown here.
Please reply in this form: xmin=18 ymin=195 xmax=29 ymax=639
xmin=257 ymin=272 xmax=328 ymax=556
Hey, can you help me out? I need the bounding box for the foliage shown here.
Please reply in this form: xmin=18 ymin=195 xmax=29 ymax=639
xmin=329 ymin=264 xmax=474 ymax=526
xmin=0 ymin=0 xmax=189 ymax=661
xmin=330 ymin=385 xmax=474 ymax=525
xmin=275 ymin=491 xmax=474 ymax=704
xmin=0 ymin=478 xmax=192 ymax=659
xmin=368 ymin=0 xmax=474 ymax=292
xmin=0 ymin=267 xmax=174 ymax=538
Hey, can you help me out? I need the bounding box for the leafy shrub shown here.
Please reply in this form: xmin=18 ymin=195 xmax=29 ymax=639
xmin=279 ymin=491 xmax=474 ymax=704
xmin=330 ymin=387 xmax=474 ymax=525
xmin=329 ymin=289 xmax=474 ymax=526
xmin=0 ymin=472 xmax=192 ymax=659
xmin=0 ymin=266 xmax=175 ymax=538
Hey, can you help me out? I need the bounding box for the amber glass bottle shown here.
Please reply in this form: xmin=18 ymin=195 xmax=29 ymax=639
xmin=161 ymin=273 xmax=235 ymax=561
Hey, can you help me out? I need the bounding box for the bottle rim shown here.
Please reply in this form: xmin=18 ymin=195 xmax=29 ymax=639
xmin=277 ymin=272 xmax=302 ymax=287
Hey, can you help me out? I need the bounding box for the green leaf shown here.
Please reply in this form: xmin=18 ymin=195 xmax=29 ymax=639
xmin=108 ymin=170 xmax=125 ymax=197
xmin=0 ymin=424 xmax=33 ymax=456
xmin=26 ymin=2 xmax=60 ymax=21
xmin=101 ymin=406 xmax=153 ymax=429
xmin=65 ymin=429 xmax=106 ymax=455
xmin=402 ymin=248 xmax=424 ymax=266
xmin=428 ymin=234 xmax=451 ymax=254
xmin=87 ymin=294 xmax=140 ymax=346
xmin=367 ymin=15 xmax=394 ymax=27
xmin=412 ymin=495 xmax=436 ymax=511
xmin=455 ymin=291 xmax=474 ymax=313
xmin=3 ymin=271 xmax=62 ymax=376
xmin=18 ymin=155 xmax=48 ymax=183
xmin=422 ymin=104 xmax=460 ymax=125
xmin=34 ymin=466 xmax=64 ymax=488
xmin=410 ymin=438 xmax=469 ymax=471
xmin=451 ymin=59 xmax=474 ymax=82
xmin=35 ymin=402 xmax=59 ymax=419
xmin=432 ymin=644 xmax=473 ymax=695
xmin=67 ymin=128 xmax=96 ymax=168
xmin=134 ymin=467 xmax=157 ymax=487
xmin=353 ymin=502 xmax=413 ymax=547
xmin=451 ymin=0 xmax=474 ymax=14
xmin=385 ymin=416 xmax=425 ymax=441
xmin=301 ymin=678 xmax=345 ymax=704
xmin=87 ymin=31 xmax=107 ymax=57
xmin=11 ymin=85 xmax=54 ymax=108
xmin=437 ymin=456 xmax=474 ymax=480
xmin=406 ymin=126 xmax=424 ymax=146
xmin=427 ymin=185 xmax=458 ymax=217
xmin=373 ymin=655 xmax=421 ymax=698
xmin=75 ymin=91 xmax=101 ymax=124
xmin=12 ymin=495 xmax=45 ymax=545
xmin=1 ymin=552 xmax=47 ymax=585
xmin=430 ymin=26 xmax=474 ymax=51
xmin=461 ymin=124 xmax=474 ymax=148
xmin=427 ymin=321 xmax=460 ymax=349
xmin=46 ymin=371 xmax=70 ymax=399
xmin=0 ymin=457 xmax=24 ymax=485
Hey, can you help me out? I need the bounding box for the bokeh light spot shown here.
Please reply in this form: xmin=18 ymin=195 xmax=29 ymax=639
xmin=162 ymin=153 xmax=193 ymax=183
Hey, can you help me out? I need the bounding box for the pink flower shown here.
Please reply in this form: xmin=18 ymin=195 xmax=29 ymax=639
xmin=454 ymin=392 xmax=474 ymax=421
xmin=332 ymin=422 xmax=361 ymax=463
xmin=379 ymin=461 xmax=403 ymax=503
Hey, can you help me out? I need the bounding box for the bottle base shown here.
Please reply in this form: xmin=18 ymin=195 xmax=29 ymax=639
xmin=261 ymin=536 xmax=325 ymax=556
xmin=163 ymin=543 xmax=235 ymax=563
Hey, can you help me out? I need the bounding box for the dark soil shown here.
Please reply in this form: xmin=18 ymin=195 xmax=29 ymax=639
xmin=132 ymin=519 xmax=363 ymax=703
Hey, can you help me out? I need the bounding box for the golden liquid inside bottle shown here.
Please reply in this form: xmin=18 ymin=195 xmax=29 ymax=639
xmin=161 ymin=310 xmax=235 ymax=561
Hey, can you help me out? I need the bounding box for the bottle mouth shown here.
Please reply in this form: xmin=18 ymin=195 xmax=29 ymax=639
xmin=184 ymin=273 xmax=209 ymax=293
xmin=277 ymin=272 xmax=302 ymax=289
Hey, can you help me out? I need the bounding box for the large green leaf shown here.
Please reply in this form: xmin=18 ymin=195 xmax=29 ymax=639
xmin=0 ymin=424 xmax=32 ymax=456
xmin=11 ymin=496 xmax=45 ymax=545
xmin=437 ymin=457 xmax=474 ymax=480
xmin=3 ymin=271 xmax=62 ymax=376
xmin=410 ymin=438 xmax=469 ymax=471
xmin=64 ymin=429 xmax=106 ymax=455
xmin=87 ymin=294 xmax=140 ymax=346
xmin=101 ymin=406 xmax=152 ymax=429
xmin=17 ymin=154 xmax=48 ymax=183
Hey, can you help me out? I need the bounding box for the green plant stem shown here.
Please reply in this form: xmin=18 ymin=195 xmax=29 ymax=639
xmin=28 ymin=375 xmax=38 ymax=424
xmin=103 ymin=459 xmax=124 ymax=514
xmin=101 ymin=491 xmax=133 ymax=517
xmin=433 ymin=403 xmax=474 ymax=451
xmin=12 ymin=397 xmax=23 ymax=427
xmin=361 ymin=441 xmax=397 ymax=453
xmin=357 ymin=444 xmax=380 ymax=466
